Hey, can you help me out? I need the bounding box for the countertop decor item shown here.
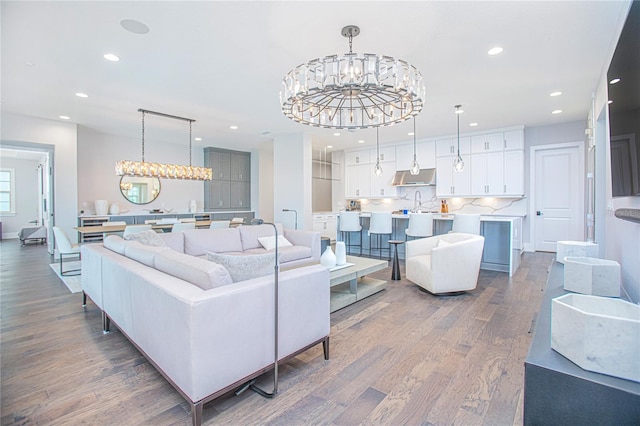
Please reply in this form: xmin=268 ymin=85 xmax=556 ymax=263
xmin=95 ymin=200 xmax=108 ymax=216
xmin=335 ymin=241 xmax=347 ymax=266
xmin=320 ymin=246 xmax=337 ymax=268
xmin=280 ymin=25 xmax=425 ymax=130
xmin=109 ymin=203 xmax=120 ymax=215
xmin=563 ymin=256 xmax=620 ymax=297
xmin=115 ymin=109 xmax=212 ymax=181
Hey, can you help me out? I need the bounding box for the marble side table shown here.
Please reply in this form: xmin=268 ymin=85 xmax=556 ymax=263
xmin=556 ymin=241 xmax=599 ymax=264
xmin=564 ymin=256 xmax=620 ymax=297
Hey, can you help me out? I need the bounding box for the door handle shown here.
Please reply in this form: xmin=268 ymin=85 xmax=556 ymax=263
xmin=536 ymin=211 xmax=542 ymax=216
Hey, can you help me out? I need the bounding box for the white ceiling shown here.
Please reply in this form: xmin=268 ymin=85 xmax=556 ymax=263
xmin=0 ymin=1 xmax=631 ymax=154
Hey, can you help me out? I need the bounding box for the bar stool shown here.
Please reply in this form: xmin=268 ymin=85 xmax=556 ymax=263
xmin=452 ymin=214 xmax=481 ymax=235
xmin=338 ymin=211 xmax=362 ymax=255
xmin=368 ymin=212 xmax=392 ymax=259
xmin=405 ymin=213 xmax=434 ymax=240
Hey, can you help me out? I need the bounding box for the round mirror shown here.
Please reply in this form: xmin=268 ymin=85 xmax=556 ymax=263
xmin=119 ymin=176 xmax=161 ymax=205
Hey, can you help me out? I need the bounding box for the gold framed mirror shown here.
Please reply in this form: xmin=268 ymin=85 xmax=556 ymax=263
xmin=119 ymin=176 xmax=161 ymax=205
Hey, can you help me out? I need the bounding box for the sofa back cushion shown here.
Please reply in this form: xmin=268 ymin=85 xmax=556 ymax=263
xmin=123 ymin=229 xmax=167 ymax=247
xmin=159 ymin=232 xmax=185 ymax=253
xmin=182 ymin=228 xmax=242 ymax=257
xmin=239 ymin=223 xmax=284 ymax=250
xmin=104 ymin=234 xmax=128 ymax=254
xmin=154 ymin=250 xmax=233 ymax=290
xmin=123 ymin=241 xmax=170 ymax=267
xmin=207 ymin=252 xmax=276 ymax=282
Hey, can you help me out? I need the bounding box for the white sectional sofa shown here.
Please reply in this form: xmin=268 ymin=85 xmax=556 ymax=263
xmin=81 ymin=224 xmax=328 ymax=425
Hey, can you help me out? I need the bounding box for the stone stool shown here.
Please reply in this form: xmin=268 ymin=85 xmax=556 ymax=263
xmin=563 ymin=256 xmax=621 ymax=297
xmin=556 ymin=241 xmax=599 ymax=264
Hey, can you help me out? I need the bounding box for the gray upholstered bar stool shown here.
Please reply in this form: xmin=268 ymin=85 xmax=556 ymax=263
xmin=405 ymin=212 xmax=434 ymax=240
xmin=368 ymin=212 xmax=393 ymax=259
xmin=338 ymin=211 xmax=362 ymax=255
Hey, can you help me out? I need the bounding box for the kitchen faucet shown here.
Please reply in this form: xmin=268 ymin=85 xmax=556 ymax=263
xmin=414 ymin=190 xmax=422 ymax=212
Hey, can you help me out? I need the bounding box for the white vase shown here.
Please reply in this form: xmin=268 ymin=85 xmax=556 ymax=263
xmin=335 ymin=241 xmax=347 ymax=265
xmin=95 ymin=200 xmax=108 ymax=216
xmin=109 ymin=203 xmax=120 ymax=215
xmin=189 ymin=200 xmax=197 ymax=213
xmin=320 ymin=246 xmax=337 ymax=268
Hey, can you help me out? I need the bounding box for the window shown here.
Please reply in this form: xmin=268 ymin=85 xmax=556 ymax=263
xmin=0 ymin=168 xmax=16 ymax=214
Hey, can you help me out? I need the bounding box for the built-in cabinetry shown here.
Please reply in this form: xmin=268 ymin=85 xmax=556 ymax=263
xmin=345 ymin=148 xmax=396 ymax=198
xmin=436 ymin=129 xmax=524 ymax=198
xmin=312 ymin=213 xmax=337 ymax=241
xmin=395 ymin=140 xmax=436 ymax=170
xmin=203 ymin=148 xmax=251 ymax=210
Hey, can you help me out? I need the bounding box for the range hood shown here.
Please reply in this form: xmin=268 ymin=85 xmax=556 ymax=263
xmin=391 ymin=168 xmax=437 ymax=186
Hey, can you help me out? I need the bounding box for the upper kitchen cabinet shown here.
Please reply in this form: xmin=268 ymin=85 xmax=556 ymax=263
xmin=503 ymin=130 xmax=524 ymax=150
xmin=345 ymin=149 xmax=371 ymax=166
xmin=229 ymin=152 xmax=250 ymax=181
xmin=369 ymin=146 xmax=396 ymax=164
xmin=436 ymin=136 xmax=471 ymax=157
xmin=204 ymin=147 xmax=251 ymax=210
xmin=471 ymin=133 xmax=504 ymax=153
xmin=395 ymin=140 xmax=436 ymax=169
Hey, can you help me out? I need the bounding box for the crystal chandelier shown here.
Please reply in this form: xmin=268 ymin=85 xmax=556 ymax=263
xmin=453 ymin=105 xmax=465 ymax=172
xmin=115 ymin=109 xmax=213 ymax=181
xmin=280 ymin=25 xmax=426 ymax=129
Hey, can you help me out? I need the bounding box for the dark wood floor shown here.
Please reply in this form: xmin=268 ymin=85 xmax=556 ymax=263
xmin=0 ymin=239 xmax=553 ymax=425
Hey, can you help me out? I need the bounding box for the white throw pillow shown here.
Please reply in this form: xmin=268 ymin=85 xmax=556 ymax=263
xmin=257 ymin=235 xmax=293 ymax=251
xmin=207 ymin=252 xmax=276 ymax=282
xmin=124 ymin=230 xmax=167 ymax=247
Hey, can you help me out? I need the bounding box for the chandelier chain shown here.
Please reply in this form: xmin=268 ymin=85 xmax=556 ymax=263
xmin=189 ymin=120 xmax=192 ymax=166
xmin=141 ymin=111 xmax=145 ymax=162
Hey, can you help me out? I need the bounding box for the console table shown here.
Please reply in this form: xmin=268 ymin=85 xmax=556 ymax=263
xmin=329 ymin=256 xmax=387 ymax=312
xmin=523 ymin=261 xmax=640 ymax=424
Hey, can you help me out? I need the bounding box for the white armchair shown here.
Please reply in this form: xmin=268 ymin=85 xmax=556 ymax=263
xmin=405 ymin=232 xmax=485 ymax=294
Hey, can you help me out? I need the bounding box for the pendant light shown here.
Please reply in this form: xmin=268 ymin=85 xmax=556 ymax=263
xmin=453 ymin=105 xmax=465 ymax=172
xmin=409 ymin=116 xmax=420 ymax=175
xmin=374 ymin=127 xmax=383 ymax=176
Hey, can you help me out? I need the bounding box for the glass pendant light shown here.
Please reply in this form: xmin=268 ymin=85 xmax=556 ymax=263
xmin=453 ymin=105 xmax=465 ymax=172
xmin=409 ymin=116 xmax=420 ymax=175
xmin=374 ymin=127 xmax=383 ymax=176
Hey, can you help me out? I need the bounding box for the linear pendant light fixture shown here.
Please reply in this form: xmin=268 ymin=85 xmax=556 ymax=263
xmin=115 ymin=109 xmax=213 ymax=181
xmin=453 ymin=105 xmax=465 ymax=172
xmin=280 ymin=25 xmax=426 ymax=129
xmin=374 ymin=127 xmax=383 ymax=176
xmin=409 ymin=116 xmax=420 ymax=175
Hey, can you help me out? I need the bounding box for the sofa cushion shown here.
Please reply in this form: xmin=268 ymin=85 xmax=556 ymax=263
xmin=278 ymin=246 xmax=312 ymax=263
xmin=437 ymin=239 xmax=452 ymax=248
xmin=124 ymin=241 xmax=170 ymax=267
xmin=159 ymin=232 xmax=185 ymax=253
xmin=182 ymin=228 xmax=242 ymax=257
xmin=258 ymin=235 xmax=292 ymax=251
xmin=154 ymin=250 xmax=233 ymax=290
xmin=207 ymin=251 xmax=276 ymax=282
xmin=239 ymin=223 xmax=284 ymax=250
xmin=124 ymin=230 xmax=167 ymax=247
xmin=104 ymin=234 xmax=128 ymax=254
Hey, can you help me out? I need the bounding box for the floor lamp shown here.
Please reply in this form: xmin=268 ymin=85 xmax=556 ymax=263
xmin=236 ymin=218 xmax=279 ymax=398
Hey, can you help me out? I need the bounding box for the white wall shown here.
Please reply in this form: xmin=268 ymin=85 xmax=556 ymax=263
xmin=0 ymin=157 xmax=40 ymax=237
xmin=77 ymin=126 xmax=204 ymax=214
xmin=257 ymin=140 xmax=274 ymax=223
xmin=1 ymin=112 xmax=78 ymax=241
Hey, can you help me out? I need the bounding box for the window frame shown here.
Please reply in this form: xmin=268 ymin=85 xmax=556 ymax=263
xmin=0 ymin=168 xmax=16 ymax=215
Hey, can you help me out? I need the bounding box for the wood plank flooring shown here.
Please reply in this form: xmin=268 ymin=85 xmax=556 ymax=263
xmin=0 ymin=239 xmax=553 ymax=425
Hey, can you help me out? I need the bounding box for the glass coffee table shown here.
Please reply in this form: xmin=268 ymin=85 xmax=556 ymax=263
xmin=329 ymin=255 xmax=388 ymax=312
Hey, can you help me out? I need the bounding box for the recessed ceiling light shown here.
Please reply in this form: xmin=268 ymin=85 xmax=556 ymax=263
xmin=229 ymin=125 xmax=238 ymax=130
xmin=608 ymin=100 xmax=613 ymax=104
xmin=469 ymin=122 xmax=478 ymax=127
xmin=59 ymin=115 xmax=70 ymax=120
xmin=552 ymin=109 xmax=562 ymax=114
xmin=609 ymin=78 xmax=621 ymax=84
xmin=104 ymin=53 xmax=120 ymax=62
xmin=194 ymin=137 xmax=202 ymax=141
xmin=25 ymin=62 xmax=36 ymax=67
xmin=327 ymin=145 xmax=333 ymax=149
xmin=488 ymin=47 xmax=503 ymax=55
xmin=550 ymin=91 xmax=562 ymax=97
xmin=75 ymin=92 xmax=88 ymax=98
xmin=333 ymin=132 xmax=340 ymax=136
xmin=358 ymin=140 xmax=365 ymax=144
xmin=408 ymin=132 xmax=415 ymax=136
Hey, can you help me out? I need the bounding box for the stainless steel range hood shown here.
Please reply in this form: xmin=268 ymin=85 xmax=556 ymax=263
xmin=391 ymin=168 xmax=437 ymax=186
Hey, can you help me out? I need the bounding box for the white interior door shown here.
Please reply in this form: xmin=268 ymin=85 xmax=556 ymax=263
xmin=533 ymin=144 xmax=584 ymax=252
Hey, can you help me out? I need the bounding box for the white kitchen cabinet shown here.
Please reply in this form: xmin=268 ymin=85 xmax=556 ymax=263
xmin=313 ymin=213 xmax=337 ymax=241
xmin=503 ymin=130 xmax=524 ymax=150
xmin=503 ymin=150 xmax=524 ymax=196
xmin=369 ymin=146 xmax=396 ymax=163
xmin=471 ymin=133 xmax=504 ymax=153
xmin=471 ymin=152 xmax=504 ymax=195
xmin=395 ymin=141 xmax=436 ymax=170
xmin=436 ymin=155 xmax=471 ymax=197
xmin=345 ymin=164 xmax=372 ymax=198
xmin=345 ymin=149 xmax=371 ymax=166
xmin=370 ymin=170 xmax=397 ymax=198
xmin=436 ymin=136 xmax=471 ymax=157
